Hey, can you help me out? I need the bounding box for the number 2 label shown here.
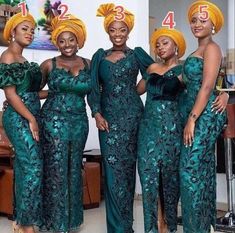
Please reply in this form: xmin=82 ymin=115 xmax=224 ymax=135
xmin=58 ymin=4 xmax=70 ymax=20
xmin=162 ymin=11 xmax=176 ymax=29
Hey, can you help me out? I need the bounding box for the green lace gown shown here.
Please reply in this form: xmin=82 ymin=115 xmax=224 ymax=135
xmin=40 ymin=57 xmax=91 ymax=232
xmin=0 ymin=62 xmax=42 ymax=226
xmin=138 ymin=65 xmax=183 ymax=233
xmin=88 ymin=47 xmax=154 ymax=233
xmin=179 ymin=57 xmax=226 ymax=233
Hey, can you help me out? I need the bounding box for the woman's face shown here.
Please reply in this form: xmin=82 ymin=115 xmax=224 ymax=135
xmin=13 ymin=21 xmax=35 ymax=46
xmin=108 ymin=21 xmax=129 ymax=47
xmin=190 ymin=12 xmax=213 ymax=38
xmin=57 ymin=31 xmax=78 ymax=57
xmin=155 ymin=36 xmax=177 ymax=60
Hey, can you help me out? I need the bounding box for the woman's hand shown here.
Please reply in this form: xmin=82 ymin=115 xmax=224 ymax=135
xmin=95 ymin=113 xmax=109 ymax=132
xmin=183 ymin=118 xmax=195 ymax=147
xmin=211 ymin=92 xmax=229 ymax=114
xmin=29 ymin=118 xmax=39 ymax=141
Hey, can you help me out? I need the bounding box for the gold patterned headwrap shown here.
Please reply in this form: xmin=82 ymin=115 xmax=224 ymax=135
xmin=188 ymin=0 xmax=224 ymax=33
xmin=51 ymin=15 xmax=87 ymax=48
xmin=150 ymin=27 xmax=186 ymax=58
xmin=96 ymin=3 xmax=134 ymax=33
xmin=3 ymin=12 xmax=36 ymax=42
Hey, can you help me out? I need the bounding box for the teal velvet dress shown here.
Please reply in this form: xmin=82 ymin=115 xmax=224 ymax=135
xmin=138 ymin=65 xmax=183 ymax=233
xmin=179 ymin=56 xmax=226 ymax=233
xmin=40 ymin=57 xmax=91 ymax=232
xmin=88 ymin=47 xmax=154 ymax=233
xmin=0 ymin=62 xmax=42 ymax=226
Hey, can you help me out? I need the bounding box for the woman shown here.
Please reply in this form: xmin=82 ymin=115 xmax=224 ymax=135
xmin=180 ymin=1 xmax=227 ymax=232
xmin=137 ymin=28 xmax=186 ymax=233
xmin=0 ymin=12 xmax=42 ymax=233
xmin=88 ymin=3 xmax=154 ymax=233
xmin=39 ymin=15 xmax=91 ymax=232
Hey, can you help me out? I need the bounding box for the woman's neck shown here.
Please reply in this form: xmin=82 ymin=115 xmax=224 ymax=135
xmin=163 ymin=56 xmax=179 ymax=68
xmin=59 ymin=54 xmax=78 ymax=62
xmin=8 ymin=42 xmax=24 ymax=56
xmin=198 ymin=35 xmax=213 ymax=47
xmin=111 ymin=44 xmax=128 ymax=52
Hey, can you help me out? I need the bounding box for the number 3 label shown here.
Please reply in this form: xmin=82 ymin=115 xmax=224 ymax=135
xmin=162 ymin=11 xmax=176 ymax=29
xmin=58 ymin=4 xmax=70 ymax=20
xmin=18 ymin=1 xmax=27 ymax=17
xmin=114 ymin=5 xmax=125 ymax=21
xmin=199 ymin=5 xmax=209 ymax=20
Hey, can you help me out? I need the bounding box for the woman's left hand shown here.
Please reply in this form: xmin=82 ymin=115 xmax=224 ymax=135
xmin=184 ymin=118 xmax=195 ymax=147
xmin=211 ymin=92 xmax=229 ymax=113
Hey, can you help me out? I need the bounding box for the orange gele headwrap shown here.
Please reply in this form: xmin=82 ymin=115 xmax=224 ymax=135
xmin=96 ymin=3 xmax=134 ymax=33
xmin=188 ymin=0 xmax=224 ymax=33
xmin=3 ymin=12 xmax=36 ymax=42
xmin=51 ymin=15 xmax=87 ymax=49
xmin=150 ymin=27 xmax=186 ymax=58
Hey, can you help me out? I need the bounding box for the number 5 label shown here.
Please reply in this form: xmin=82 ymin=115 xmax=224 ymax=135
xmin=162 ymin=11 xmax=176 ymax=29
xmin=199 ymin=5 xmax=209 ymax=20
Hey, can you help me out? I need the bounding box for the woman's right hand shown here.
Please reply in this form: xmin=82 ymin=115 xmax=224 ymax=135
xmin=29 ymin=118 xmax=39 ymax=141
xmin=95 ymin=113 xmax=109 ymax=132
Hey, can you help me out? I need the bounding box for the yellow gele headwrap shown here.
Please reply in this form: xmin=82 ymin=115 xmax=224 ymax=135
xmin=51 ymin=15 xmax=86 ymax=49
xmin=3 ymin=12 xmax=35 ymax=42
xmin=150 ymin=27 xmax=186 ymax=58
xmin=96 ymin=3 xmax=134 ymax=33
xmin=188 ymin=0 xmax=224 ymax=33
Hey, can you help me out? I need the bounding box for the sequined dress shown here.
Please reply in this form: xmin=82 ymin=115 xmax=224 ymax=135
xmin=138 ymin=65 xmax=183 ymax=233
xmin=88 ymin=47 xmax=154 ymax=233
xmin=40 ymin=57 xmax=91 ymax=232
xmin=0 ymin=62 xmax=42 ymax=226
xmin=179 ymin=56 xmax=226 ymax=233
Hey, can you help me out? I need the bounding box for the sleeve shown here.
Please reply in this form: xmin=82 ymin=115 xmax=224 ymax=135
xmin=0 ymin=63 xmax=25 ymax=89
xmin=87 ymin=48 xmax=105 ymax=117
xmin=134 ymin=47 xmax=154 ymax=80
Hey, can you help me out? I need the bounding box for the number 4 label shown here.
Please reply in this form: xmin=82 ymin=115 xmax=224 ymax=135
xmin=162 ymin=11 xmax=176 ymax=29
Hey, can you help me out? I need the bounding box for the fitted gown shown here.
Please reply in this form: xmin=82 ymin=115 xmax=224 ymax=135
xmin=179 ymin=56 xmax=226 ymax=233
xmin=40 ymin=57 xmax=91 ymax=232
xmin=0 ymin=62 xmax=42 ymax=226
xmin=138 ymin=65 xmax=183 ymax=233
xmin=89 ymin=47 xmax=154 ymax=233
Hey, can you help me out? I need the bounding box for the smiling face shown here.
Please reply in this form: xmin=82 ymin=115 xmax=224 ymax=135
xmin=190 ymin=12 xmax=213 ymax=38
xmin=13 ymin=21 xmax=35 ymax=46
xmin=57 ymin=31 xmax=78 ymax=57
xmin=155 ymin=36 xmax=177 ymax=60
xmin=108 ymin=21 xmax=129 ymax=48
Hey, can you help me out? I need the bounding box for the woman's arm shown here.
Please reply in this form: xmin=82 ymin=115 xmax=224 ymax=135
xmin=184 ymin=43 xmax=222 ymax=146
xmin=4 ymin=86 xmax=39 ymax=141
xmin=137 ymin=79 xmax=146 ymax=95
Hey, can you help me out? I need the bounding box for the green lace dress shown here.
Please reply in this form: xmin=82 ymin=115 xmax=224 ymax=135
xmin=88 ymin=47 xmax=154 ymax=233
xmin=0 ymin=62 xmax=42 ymax=226
xmin=40 ymin=57 xmax=91 ymax=232
xmin=179 ymin=56 xmax=226 ymax=233
xmin=138 ymin=65 xmax=183 ymax=233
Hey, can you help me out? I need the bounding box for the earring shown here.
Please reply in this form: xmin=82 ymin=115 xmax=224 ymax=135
xmin=212 ymin=26 xmax=215 ymax=35
xmin=11 ymin=34 xmax=15 ymax=42
xmin=175 ymin=47 xmax=178 ymax=56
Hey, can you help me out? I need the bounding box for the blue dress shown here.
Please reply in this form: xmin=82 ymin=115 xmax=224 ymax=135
xmin=40 ymin=57 xmax=91 ymax=232
xmin=179 ymin=56 xmax=227 ymax=233
xmin=138 ymin=65 xmax=183 ymax=233
xmin=0 ymin=62 xmax=42 ymax=226
xmin=88 ymin=47 xmax=154 ymax=233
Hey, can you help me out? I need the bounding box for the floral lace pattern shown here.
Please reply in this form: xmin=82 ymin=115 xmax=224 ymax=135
xmin=138 ymin=66 xmax=183 ymax=233
xmin=179 ymin=57 xmax=226 ymax=233
xmin=0 ymin=63 xmax=43 ymax=226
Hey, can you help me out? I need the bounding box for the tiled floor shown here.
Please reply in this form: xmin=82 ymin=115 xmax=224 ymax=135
xmin=0 ymin=200 xmax=225 ymax=233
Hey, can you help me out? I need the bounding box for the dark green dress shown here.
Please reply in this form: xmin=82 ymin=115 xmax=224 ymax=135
xmin=88 ymin=47 xmax=154 ymax=233
xmin=0 ymin=62 xmax=42 ymax=226
xmin=138 ymin=66 xmax=183 ymax=233
xmin=179 ymin=57 xmax=226 ymax=233
xmin=40 ymin=57 xmax=91 ymax=232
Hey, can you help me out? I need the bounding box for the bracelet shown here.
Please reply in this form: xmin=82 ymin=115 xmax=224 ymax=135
xmin=189 ymin=112 xmax=197 ymax=121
